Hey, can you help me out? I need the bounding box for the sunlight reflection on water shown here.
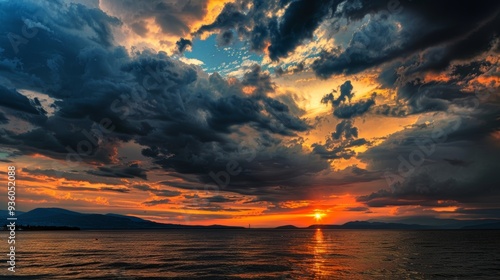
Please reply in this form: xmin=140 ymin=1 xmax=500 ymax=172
xmin=2 ymin=229 xmax=500 ymax=279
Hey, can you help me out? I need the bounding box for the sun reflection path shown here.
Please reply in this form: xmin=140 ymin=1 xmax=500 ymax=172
xmin=313 ymin=229 xmax=326 ymax=278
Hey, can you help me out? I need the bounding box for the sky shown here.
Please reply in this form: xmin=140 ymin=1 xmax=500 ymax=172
xmin=0 ymin=0 xmax=499 ymax=227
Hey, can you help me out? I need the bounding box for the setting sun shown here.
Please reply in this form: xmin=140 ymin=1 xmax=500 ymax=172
xmin=314 ymin=212 xmax=325 ymax=222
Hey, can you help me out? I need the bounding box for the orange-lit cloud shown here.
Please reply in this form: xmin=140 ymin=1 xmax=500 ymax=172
xmin=99 ymin=0 xmax=233 ymax=54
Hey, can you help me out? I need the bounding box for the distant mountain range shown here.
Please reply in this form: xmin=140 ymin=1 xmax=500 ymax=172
xmin=284 ymin=220 xmax=500 ymax=230
xmin=307 ymin=221 xmax=432 ymax=230
xmin=2 ymin=208 xmax=499 ymax=230
xmin=3 ymin=208 xmax=244 ymax=230
xmin=368 ymin=216 xmax=500 ymax=229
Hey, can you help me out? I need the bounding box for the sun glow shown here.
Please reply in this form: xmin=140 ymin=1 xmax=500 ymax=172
xmin=313 ymin=212 xmax=325 ymax=222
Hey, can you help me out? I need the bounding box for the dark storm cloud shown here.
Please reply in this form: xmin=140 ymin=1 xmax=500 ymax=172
xmin=132 ymin=184 xmax=181 ymax=197
xmin=313 ymin=0 xmax=500 ymax=78
xmin=443 ymin=158 xmax=470 ymax=167
xmin=195 ymin=0 xmax=340 ymax=56
xmin=0 ymin=0 xmax=326 ymax=203
xmin=312 ymin=118 xmax=369 ymax=160
xmin=267 ymin=0 xmax=336 ymax=60
xmin=195 ymin=2 xmax=247 ymax=35
xmin=195 ymin=0 xmax=500 ymax=95
xmin=357 ymin=100 xmax=500 ymax=208
xmin=250 ymin=24 xmax=268 ymax=50
xmin=241 ymin=65 xmax=274 ymax=95
xmin=376 ymin=54 xmax=498 ymax=116
xmin=372 ymin=103 xmax=408 ymax=117
xmin=205 ymin=95 xmax=263 ymax=134
xmin=101 ymin=0 xmax=208 ymax=37
xmin=357 ymin=165 xmax=500 ymax=208
xmin=0 ymin=112 xmax=8 ymax=124
xmin=0 ymin=0 xmax=135 ymax=163
xmin=216 ymin=30 xmax=234 ymax=46
xmin=454 ymin=208 xmax=500 ymax=219
xmin=1 ymin=128 xmax=65 ymax=154
xmin=172 ymin=141 xmax=350 ymax=203
xmin=321 ymin=80 xmax=354 ymax=107
xmin=312 ymin=81 xmax=375 ymax=160
xmin=333 ymin=97 xmax=375 ymax=119
xmin=144 ymin=133 xmax=334 ymax=202
xmin=345 ymin=206 xmax=370 ymax=212
xmin=262 ymin=97 xmax=310 ymax=133
xmin=180 ymin=66 xmax=304 ymax=135
xmin=175 ymin=38 xmax=192 ymax=53
xmin=57 ymin=186 xmax=130 ymax=193
xmin=312 ymin=14 xmax=402 ymax=77
xmin=207 ymin=195 xmax=235 ymax=203
xmin=451 ymin=60 xmax=492 ymax=81
xmin=312 ymin=143 xmax=355 ymax=160
xmin=331 ymin=120 xmax=358 ymax=140
xmin=321 ymin=81 xmax=376 ymax=119
xmin=196 ymin=0 xmax=495 ymax=71
xmin=23 ymin=168 xmax=124 ymax=185
xmin=199 ymin=76 xmax=307 ymax=136
xmin=397 ymin=81 xmax=468 ymax=114
xmin=0 ymin=86 xmax=44 ymax=115
xmin=87 ymin=163 xmax=148 ymax=180
xmin=0 ymin=1 xmax=196 ymax=164
xmin=334 ymin=0 xmax=390 ymax=20
xmin=143 ymin=198 xmax=171 ymax=206
xmin=100 ymin=187 xmax=130 ymax=193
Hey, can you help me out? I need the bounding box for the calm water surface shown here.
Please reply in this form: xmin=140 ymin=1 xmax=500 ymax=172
xmin=1 ymin=229 xmax=500 ymax=279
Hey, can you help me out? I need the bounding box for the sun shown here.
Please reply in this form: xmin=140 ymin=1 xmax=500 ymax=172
xmin=313 ymin=212 xmax=325 ymax=222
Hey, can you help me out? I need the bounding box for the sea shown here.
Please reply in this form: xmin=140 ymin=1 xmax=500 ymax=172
xmin=1 ymin=229 xmax=499 ymax=279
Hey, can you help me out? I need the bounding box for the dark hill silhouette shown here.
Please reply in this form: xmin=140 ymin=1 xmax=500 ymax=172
xmin=276 ymin=225 xmax=299 ymax=229
xmin=14 ymin=208 xmax=244 ymax=230
xmin=275 ymin=219 xmax=500 ymax=230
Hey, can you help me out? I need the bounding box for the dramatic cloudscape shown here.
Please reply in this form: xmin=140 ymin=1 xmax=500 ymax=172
xmin=0 ymin=0 xmax=499 ymax=227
